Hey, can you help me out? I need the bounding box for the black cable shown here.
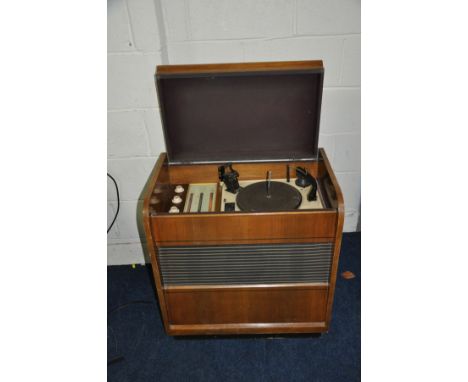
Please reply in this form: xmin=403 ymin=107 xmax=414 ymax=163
xmin=107 ymin=173 xmax=120 ymax=233
xmin=107 ymin=300 xmax=155 ymax=317
xmin=107 ymin=356 xmax=125 ymax=366
xmin=107 ymin=300 xmax=155 ymax=366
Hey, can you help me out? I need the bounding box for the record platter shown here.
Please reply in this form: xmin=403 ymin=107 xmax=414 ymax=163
xmin=237 ymin=180 xmax=302 ymax=211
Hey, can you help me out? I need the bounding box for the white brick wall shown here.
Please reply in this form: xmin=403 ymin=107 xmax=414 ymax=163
xmin=187 ymin=0 xmax=295 ymax=40
xmin=108 ymin=0 xmax=361 ymax=265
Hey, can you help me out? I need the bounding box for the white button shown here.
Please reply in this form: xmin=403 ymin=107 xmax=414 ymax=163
xmin=172 ymin=195 xmax=182 ymax=204
xmin=175 ymin=185 xmax=184 ymax=193
xmin=169 ymin=206 xmax=180 ymax=213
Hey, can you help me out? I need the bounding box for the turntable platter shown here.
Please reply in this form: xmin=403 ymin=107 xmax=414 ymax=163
xmin=236 ymin=181 xmax=302 ymax=212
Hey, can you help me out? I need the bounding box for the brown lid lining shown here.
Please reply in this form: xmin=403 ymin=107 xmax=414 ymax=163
xmin=156 ymin=62 xmax=324 ymax=164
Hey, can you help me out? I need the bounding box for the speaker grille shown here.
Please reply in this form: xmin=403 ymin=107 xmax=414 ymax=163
xmin=158 ymin=243 xmax=333 ymax=286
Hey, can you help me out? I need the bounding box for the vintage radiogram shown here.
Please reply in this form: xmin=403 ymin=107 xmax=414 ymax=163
xmin=142 ymin=61 xmax=344 ymax=336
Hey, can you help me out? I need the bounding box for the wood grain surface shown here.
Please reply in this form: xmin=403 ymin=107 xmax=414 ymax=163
xmin=165 ymin=284 xmax=328 ymax=325
xmin=157 ymin=60 xmax=323 ymax=76
xmin=151 ymin=210 xmax=337 ymax=245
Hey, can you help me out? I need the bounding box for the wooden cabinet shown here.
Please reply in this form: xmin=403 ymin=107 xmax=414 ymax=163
xmin=143 ymin=150 xmax=344 ymax=335
xmin=141 ymin=61 xmax=344 ymax=335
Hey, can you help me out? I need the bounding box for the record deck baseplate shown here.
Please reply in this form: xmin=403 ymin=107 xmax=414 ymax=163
xmin=221 ymin=178 xmax=324 ymax=212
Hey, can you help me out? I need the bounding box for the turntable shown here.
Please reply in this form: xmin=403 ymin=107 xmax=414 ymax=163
xmin=220 ymin=166 xmax=323 ymax=212
xmin=142 ymin=61 xmax=344 ymax=336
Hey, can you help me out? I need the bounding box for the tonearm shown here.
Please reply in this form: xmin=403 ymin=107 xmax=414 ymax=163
xmin=296 ymin=167 xmax=318 ymax=201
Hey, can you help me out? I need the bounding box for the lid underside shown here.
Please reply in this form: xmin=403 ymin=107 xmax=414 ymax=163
xmin=156 ymin=62 xmax=324 ymax=164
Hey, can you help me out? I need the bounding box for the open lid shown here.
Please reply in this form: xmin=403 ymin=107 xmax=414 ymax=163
xmin=155 ymin=61 xmax=324 ymax=164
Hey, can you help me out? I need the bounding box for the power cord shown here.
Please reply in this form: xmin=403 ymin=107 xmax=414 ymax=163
xmin=107 ymin=173 xmax=120 ymax=233
xmin=108 ymin=300 xmax=155 ymax=317
xmin=107 ymin=300 xmax=155 ymax=366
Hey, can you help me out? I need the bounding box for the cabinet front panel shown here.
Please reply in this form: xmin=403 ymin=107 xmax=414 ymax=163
xmin=166 ymin=285 xmax=328 ymax=325
xmin=152 ymin=211 xmax=337 ymax=244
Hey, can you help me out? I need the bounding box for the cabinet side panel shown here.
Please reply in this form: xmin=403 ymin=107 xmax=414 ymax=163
xmin=319 ymin=148 xmax=345 ymax=327
xmin=142 ymin=153 xmax=171 ymax=332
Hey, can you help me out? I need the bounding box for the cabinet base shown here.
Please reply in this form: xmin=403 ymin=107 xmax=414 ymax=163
xmin=167 ymin=322 xmax=328 ymax=336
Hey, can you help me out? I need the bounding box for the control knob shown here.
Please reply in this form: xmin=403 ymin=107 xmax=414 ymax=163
xmin=172 ymin=195 xmax=183 ymax=204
